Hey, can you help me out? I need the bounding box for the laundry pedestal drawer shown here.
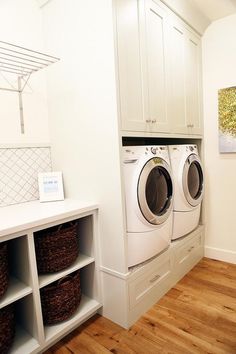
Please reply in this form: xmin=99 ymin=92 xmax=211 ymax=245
xmin=171 ymin=226 xmax=204 ymax=282
xmin=128 ymin=249 xmax=172 ymax=311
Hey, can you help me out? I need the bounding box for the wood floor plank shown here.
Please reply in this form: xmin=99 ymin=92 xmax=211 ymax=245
xmin=44 ymin=258 xmax=236 ymax=354
xmin=158 ymin=292 xmax=236 ymax=335
xmin=144 ymin=308 xmax=233 ymax=354
xmin=150 ymin=304 xmax=236 ymax=353
xmin=111 ymin=327 xmax=164 ymax=354
xmin=197 ymin=258 xmax=236 ymax=275
xmin=44 ymin=343 xmax=74 ymax=354
xmin=65 ymin=331 xmax=112 ymax=354
xmin=186 ymin=268 xmax=236 ymax=290
xmin=82 ymin=315 xmax=125 ymax=351
xmin=175 ymin=279 xmax=236 ymax=316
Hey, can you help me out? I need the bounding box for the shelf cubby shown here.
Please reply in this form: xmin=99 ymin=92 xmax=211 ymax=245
xmin=38 ymin=253 xmax=94 ymax=289
xmin=9 ymin=295 xmax=40 ymax=354
xmin=0 ymin=276 xmax=32 ymax=310
xmin=0 ymin=236 xmax=33 ymax=310
xmin=44 ymin=294 xmax=101 ymax=343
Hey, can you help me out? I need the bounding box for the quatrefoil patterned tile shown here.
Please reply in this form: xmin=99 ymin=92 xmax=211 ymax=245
xmin=0 ymin=147 xmax=52 ymax=207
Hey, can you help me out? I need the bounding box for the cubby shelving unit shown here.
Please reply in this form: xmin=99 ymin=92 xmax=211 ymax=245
xmin=0 ymin=199 xmax=101 ymax=354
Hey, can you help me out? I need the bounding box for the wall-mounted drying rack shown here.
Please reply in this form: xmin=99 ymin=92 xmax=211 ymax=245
xmin=0 ymin=40 xmax=59 ymax=133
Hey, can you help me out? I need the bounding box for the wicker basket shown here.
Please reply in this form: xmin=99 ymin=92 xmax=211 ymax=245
xmin=0 ymin=305 xmax=15 ymax=354
xmin=40 ymin=270 xmax=81 ymax=325
xmin=0 ymin=242 xmax=9 ymax=299
xmin=34 ymin=221 xmax=79 ymax=274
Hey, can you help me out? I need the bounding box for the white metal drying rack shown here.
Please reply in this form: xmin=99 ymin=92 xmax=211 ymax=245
xmin=0 ymin=40 xmax=59 ymax=133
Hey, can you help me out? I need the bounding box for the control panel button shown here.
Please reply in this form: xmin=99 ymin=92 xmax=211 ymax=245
xmin=151 ymin=147 xmax=157 ymax=154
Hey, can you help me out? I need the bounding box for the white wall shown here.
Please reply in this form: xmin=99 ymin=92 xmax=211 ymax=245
xmin=40 ymin=0 xmax=127 ymax=273
xmin=0 ymin=0 xmax=50 ymax=145
xmin=202 ymin=14 xmax=236 ymax=264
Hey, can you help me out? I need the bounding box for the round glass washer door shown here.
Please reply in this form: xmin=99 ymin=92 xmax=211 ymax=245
xmin=182 ymin=154 xmax=204 ymax=207
xmin=137 ymin=157 xmax=173 ymax=225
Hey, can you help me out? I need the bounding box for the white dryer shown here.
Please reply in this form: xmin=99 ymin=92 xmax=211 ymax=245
xmin=168 ymin=144 xmax=204 ymax=240
xmin=122 ymin=145 xmax=173 ymax=267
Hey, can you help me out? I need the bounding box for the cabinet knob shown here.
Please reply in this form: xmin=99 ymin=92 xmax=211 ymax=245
xmin=152 ymin=119 xmax=156 ymax=123
xmin=146 ymin=119 xmax=151 ymax=123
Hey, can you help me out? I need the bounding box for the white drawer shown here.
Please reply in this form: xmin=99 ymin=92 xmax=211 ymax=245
xmin=129 ymin=256 xmax=171 ymax=309
xmin=176 ymin=232 xmax=202 ymax=265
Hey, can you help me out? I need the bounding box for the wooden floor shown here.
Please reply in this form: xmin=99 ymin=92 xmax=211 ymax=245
xmin=44 ymin=258 xmax=236 ymax=354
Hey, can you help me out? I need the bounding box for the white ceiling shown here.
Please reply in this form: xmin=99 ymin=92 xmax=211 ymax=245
xmin=190 ymin=0 xmax=236 ymax=21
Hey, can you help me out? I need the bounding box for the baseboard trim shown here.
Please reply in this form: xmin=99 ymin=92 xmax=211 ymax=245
xmin=204 ymin=246 xmax=236 ymax=264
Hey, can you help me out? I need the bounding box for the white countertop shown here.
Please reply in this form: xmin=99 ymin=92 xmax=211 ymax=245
xmin=0 ymin=199 xmax=98 ymax=237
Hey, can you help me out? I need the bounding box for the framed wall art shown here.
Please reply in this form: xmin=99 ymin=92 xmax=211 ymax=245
xmin=218 ymin=86 xmax=236 ymax=153
xmin=38 ymin=171 xmax=64 ymax=202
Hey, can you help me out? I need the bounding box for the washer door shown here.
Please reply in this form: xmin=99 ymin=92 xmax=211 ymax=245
xmin=183 ymin=154 xmax=204 ymax=207
xmin=138 ymin=157 xmax=173 ymax=225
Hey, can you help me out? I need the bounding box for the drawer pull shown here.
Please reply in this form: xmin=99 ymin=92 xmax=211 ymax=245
xmin=188 ymin=246 xmax=195 ymax=252
xmin=146 ymin=119 xmax=151 ymax=123
xmin=149 ymin=274 xmax=160 ymax=283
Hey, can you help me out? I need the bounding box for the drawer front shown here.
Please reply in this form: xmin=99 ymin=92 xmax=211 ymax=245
xmin=129 ymin=257 xmax=171 ymax=309
xmin=177 ymin=232 xmax=202 ymax=265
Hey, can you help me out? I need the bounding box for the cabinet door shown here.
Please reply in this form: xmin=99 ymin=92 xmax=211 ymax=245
xmin=144 ymin=0 xmax=170 ymax=133
xmin=185 ymin=31 xmax=202 ymax=135
xmin=115 ymin=0 xmax=147 ymax=132
xmin=168 ymin=21 xmax=188 ymax=134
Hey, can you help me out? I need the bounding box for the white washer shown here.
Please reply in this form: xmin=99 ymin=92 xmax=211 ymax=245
xmin=122 ymin=145 xmax=173 ymax=267
xmin=168 ymin=144 xmax=204 ymax=240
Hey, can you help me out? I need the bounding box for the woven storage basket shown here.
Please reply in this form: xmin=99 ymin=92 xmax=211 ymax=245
xmin=0 ymin=242 xmax=9 ymax=299
xmin=40 ymin=270 xmax=81 ymax=325
xmin=0 ymin=305 xmax=15 ymax=354
xmin=35 ymin=221 xmax=79 ymax=274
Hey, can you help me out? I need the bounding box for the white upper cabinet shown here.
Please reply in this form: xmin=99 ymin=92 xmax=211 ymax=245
xmin=115 ymin=0 xmax=146 ymax=132
xmin=114 ymin=0 xmax=203 ymax=136
xmin=144 ymin=0 xmax=170 ymax=133
xmin=168 ymin=18 xmax=202 ymax=135
xmin=185 ymin=31 xmax=202 ymax=135
xmin=168 ymin=21 xmax=188 ymax=134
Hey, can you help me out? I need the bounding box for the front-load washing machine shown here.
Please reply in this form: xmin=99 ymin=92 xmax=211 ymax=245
xmin=122 ymin=145 xmax=173 ymax=267
xmin=168 ymin=144 xmax=204 ymax=240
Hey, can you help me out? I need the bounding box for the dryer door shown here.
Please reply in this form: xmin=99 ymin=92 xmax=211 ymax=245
xmin=182 ymin=154 xmax=204 ymax=207
xmin=138 ymin=157 xmax=173 ymax=225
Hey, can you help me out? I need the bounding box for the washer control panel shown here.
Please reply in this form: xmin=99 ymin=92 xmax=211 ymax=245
xmin=123 ymin=145 xmax=169 ymax=163
xmin=187 ymin=145 xmax=197 ymax=153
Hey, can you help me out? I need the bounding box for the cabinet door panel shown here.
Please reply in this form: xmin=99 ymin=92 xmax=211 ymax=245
xmin=169 ymin=23 xmax=188 ymax=134
xmin=116 ymin=0 xmax=147 ymax=132
xmin=145 ymin=1 xmax=170 ymax=132
xmin=185 ymin=33 xmax=202 ymax=135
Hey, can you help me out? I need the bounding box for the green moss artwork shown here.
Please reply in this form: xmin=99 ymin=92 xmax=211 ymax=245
xmin=218 ymin=86 xmax=236 ymax=153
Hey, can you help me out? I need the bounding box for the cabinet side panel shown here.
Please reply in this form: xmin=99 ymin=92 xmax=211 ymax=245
xmin=100 ymin=271 xmax=129 ymax=328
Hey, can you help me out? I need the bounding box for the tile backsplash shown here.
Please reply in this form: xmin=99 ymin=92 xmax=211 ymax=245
xmin=0 ymin=147 xmax=52 ymax=207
